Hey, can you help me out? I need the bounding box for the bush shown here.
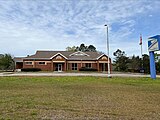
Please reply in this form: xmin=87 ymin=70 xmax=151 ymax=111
xmin=79 ymin=67 xmax=98 ymax=71
xmin=0 ymin=54 xmax=14 ymax=70
xmin=21 ymin=68 xmax=41 ymax=72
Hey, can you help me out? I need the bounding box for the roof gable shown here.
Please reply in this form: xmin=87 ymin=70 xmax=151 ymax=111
xmin=69 ymin=51 xmax=89 ymax=57
xmin=50 ymin=53 xmax=68 ymax=60
xmin=96 ymin=54 xmax=107 ymax=60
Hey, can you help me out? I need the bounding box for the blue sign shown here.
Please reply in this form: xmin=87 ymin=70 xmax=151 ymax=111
xmin=148 ymin=35 xmax=160 ymax=79
xmin=148 ymin=35 xmax=160 ymax=52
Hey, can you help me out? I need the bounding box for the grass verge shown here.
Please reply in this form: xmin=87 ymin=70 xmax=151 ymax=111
xmin=0 ymin=76 xmax=160 ymax=119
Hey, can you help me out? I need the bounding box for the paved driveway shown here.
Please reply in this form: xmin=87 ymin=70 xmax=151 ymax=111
xmin=0 ymin=72 xmax=152 ymax=77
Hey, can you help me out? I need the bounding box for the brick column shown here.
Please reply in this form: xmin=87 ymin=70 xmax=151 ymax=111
xmin=97 ymin=61 xmax=99 ymax=72
xmin=33 ymin=60 xmax=35 ymax=68
xmin=64 ymin=61 xmax=66 ymax=71
xmin=51 ymin=60 xmax=53 ymax=71
xmin=81 ymin=60 xmax=82 ymax=67
xmin=110 ymin=58 xmax=112 ymax=73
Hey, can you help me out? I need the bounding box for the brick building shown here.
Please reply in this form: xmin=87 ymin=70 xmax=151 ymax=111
xmin=14 ymin=51 xmax=111 ymax=72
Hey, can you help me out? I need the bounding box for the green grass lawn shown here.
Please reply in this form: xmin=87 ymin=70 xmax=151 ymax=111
xmin=0 ymin=76 xmax=160 ymax=119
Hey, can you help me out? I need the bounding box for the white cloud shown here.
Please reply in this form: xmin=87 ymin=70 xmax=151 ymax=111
xmin=0 ymin=0 xmax=160 ymax=58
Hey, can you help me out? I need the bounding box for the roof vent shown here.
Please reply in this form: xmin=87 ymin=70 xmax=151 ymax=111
xmin=69 ymin=51 xmax=89 ymax=56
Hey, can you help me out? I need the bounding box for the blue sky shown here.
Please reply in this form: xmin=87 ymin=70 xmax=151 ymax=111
xmin=0 ymin=0 xmax=160 ymax=58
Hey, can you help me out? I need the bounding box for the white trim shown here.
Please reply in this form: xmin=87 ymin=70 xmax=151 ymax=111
xmin=68 ymin=61 xmax=96 ymax=63
xmin=24 ymin=58 xmax=50 ymax=60
xmin=53 ymin=61 xmax=65 ymax=63
xmin=50 ymin=53 xmax=68 ymax=60
xmin=15 ymin=61 xmax=23 ymax=62
xmin=35 ymin=61 xmax=51 ymax=63
xmin=96 ymin=54 xmax=105 ymax=60
xmin=71 ymin=63 xmax=78 ymax=70
xmin=38 ymin=62 xmax=46 ymax=65
xmin=69 ymin=51 xmax=89 ymax=56
xmin=99 ymin=61 xmax=108 ymax=63
xmin=24 ymin=61 xmax=33 ymax=65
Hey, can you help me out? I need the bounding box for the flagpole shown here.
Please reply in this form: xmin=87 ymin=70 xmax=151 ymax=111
xmin=141 ymin=40 xmax=143 ymax=67
xmin=140 ymin=34 xmax=144 ymax=73
xmin=141 ymin=41 xmax=143 ymax=59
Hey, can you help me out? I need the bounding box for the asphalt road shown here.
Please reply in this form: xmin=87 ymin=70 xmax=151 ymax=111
xmin=0 ymin=72 xmax=153 ymax=78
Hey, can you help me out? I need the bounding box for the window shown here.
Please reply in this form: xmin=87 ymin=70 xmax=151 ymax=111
xmin=85 ymin=63 xmax=91 ymax=68
xmin=56 ymin=56 xmax=62 ymax=59
xmin=72 ymin=63 xmax=77 ymax=70
xmin=102 ymin=56 xmax=107 ymax=60
xmin=69 ymin=52 xmax=89 ymax=56
xmin=25 ymin=62 xmax=32 ymax=65
xmin=38 ymin=62 xmax=45 ymax=65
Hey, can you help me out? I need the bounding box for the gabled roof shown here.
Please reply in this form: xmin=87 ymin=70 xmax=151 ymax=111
xmin=69 ymin=51 xmax=90 ymax=57
xmin=23 ymin=51 xmax=108 ymax=60
xmin=14 ymin=57 xmax=25 ymax=62
xmin=50 ymin=52 xmax=68 ymax=59
xmin=96 ymin=54 xmax=106 ymax=60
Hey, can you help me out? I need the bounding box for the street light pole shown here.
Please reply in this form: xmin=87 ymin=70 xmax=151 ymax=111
xmin=104 ymin=24 xmax=111 ymax=78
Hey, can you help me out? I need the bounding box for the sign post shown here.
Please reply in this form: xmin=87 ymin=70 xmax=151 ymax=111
xmin=149 ymin=51 xmax=156 ymax=79
xmin=148 ymin=35 xmax=160 ymax=79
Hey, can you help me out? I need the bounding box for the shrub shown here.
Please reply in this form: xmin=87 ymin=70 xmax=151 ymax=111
xmin=21 ymin=68 xmax=41 ymax=72
xmin=79 ymin=67 xmax=98 ymax=71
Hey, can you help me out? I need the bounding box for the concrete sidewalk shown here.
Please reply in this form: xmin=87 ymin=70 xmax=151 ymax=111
xmin=0 ymin=72 xmax=152 ymax=77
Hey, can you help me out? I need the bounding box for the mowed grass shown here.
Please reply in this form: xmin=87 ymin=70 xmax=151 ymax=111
xmin=0 ymin=77 xmax=160 ymax=119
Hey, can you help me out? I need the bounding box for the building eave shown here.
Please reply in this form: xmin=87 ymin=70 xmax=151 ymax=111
xmin=96 ymin=54 xmax=105 ymax=60
xmin=23 ymin=58 xmax=50 ymax=60
xmin=50 ymin=52 xmax=68 ymax=60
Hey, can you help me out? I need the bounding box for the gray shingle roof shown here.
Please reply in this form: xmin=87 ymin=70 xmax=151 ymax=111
xmin=24 ymin=51 xmax=105 ymax=60
xmin=14 ymin=57 xmax=25 ymax=62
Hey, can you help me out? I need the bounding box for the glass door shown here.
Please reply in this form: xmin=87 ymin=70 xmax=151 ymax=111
xmin=58 ymin=64 xmax=62 ymax=72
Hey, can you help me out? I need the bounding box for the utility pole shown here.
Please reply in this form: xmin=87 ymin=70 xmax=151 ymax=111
xmin=104 ymin=24 xmax=111 ymax=78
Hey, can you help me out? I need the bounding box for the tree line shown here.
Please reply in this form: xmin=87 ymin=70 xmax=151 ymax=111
xmin=113 ymin=49 xmax=160 ymax=73
xmin=0 ymin=54 xmax=14 ymax=71
xmin=66 ymin=43 xmax=96 ymax=52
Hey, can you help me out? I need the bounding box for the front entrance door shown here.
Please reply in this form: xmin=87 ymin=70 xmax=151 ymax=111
xmin=101 ymin=63 xmax=107 ymax=72
xmin=58 ymin=64 xmax=62 ymax=72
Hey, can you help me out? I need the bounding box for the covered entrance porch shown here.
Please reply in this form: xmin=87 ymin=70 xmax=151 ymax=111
xmin=52 ymin=62 xmax=66 ymax=72
xmin=97 ymin=61 xmax=109 ymax=72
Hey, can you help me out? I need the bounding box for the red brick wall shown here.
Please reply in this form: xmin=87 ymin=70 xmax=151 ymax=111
xmin=53 ymin=63 xmax=56 ymax=71
xmin=22 ymin=58 xmax=111 ymax=72
xmin=81 ymin=63 xmax=97 ymax=69
xmin=62 ymin=63 xmax=65 ymax=71
xmin=35 ymin=62 xmax=51 ymax=71
xmin=23 ymin=60 xmax=52 ymax=71
xmin=16 ymin=62 xmax=23 ymax=69
xmin=23 ymin=64 xmax=33 ymax=68
xmin=77 ymin=63 xmax=81 ymax=70
xmin=68 ymin=63 xmax=72 ymax=71
xmin=92 ymin=63 xmax=97 ymax=69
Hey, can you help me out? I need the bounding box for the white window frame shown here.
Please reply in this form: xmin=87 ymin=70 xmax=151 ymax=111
xmin=72 ymin=63 xmax=78 ymax=70
xmin=38 ymin=62 xmax=46 ymax=65
xmin=85 ymin=63 xmax=92 ymax=68
xmin=25 ymin=62 xmax=33 ymax=65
